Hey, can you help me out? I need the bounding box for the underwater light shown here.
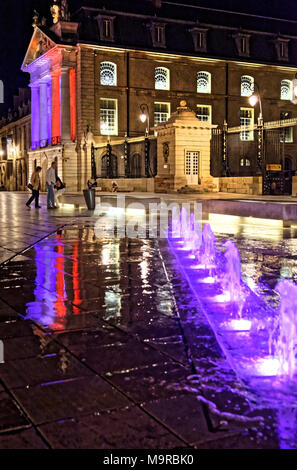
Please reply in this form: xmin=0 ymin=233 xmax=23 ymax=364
xmin=212 ymin=292 xmax=231 ymax=303
xmin=253 ymin=357 xmax=280 ymax=377
xmin=223 ymin=318 xmax=252 ymax=331
xmin=199 ymin=276 xmax=216 ymax=284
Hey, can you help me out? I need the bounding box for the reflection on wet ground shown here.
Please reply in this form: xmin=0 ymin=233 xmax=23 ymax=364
xmin=1 ymin=198 xmax=297 ymax=448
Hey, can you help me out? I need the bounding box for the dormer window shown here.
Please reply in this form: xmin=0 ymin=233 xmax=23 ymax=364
xmin=150 ymin=22 xmax=166 ymax=48
xmin=97 ymin=15 xmax=115 ymax=42
xmin=275 ymin=38 xmax=290 ymax=61
xmin=234 ymin=32 xmax=251 ymax=57
xmin=189 ymin=27 xmax=208 ymax=53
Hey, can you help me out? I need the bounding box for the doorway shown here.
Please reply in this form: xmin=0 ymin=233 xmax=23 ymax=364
xmin=185 ymin=150 xmax=199 ymax=185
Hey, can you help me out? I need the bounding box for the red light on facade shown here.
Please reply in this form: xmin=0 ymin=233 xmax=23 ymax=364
xmin=51 ymin=72 xmax=61 ymax=144
xmin=69 ymin=68 xmax=77 ymax=142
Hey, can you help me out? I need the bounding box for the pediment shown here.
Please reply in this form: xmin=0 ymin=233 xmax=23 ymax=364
xmin=22 ymin=27 xmax=56 ymax=70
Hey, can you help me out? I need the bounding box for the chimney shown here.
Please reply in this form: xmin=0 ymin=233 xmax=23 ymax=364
xmin=153 ymin=0 xmax=162 ymax=7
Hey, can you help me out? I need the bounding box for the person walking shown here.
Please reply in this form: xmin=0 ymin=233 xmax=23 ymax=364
xmin=46 ymin=161 xmax=57 ymax=210
xmin=26 ymin=166 xmax=42 ymax=209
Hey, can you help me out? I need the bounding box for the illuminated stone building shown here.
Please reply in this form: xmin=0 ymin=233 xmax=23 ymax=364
xmin=4 ymin=0 xmax=297 ymax=193
xmin=0 ymin=88 xmax=31 ymax=190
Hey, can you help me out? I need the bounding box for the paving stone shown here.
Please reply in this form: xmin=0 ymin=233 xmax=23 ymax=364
xmin=71 ymin=338 xmax=166 ymax=375
xmin=0 ymin=352 xmax=92 ymax=389
xmin=2 ymin=334 xmax=59 ymax=361
xmin=0 ymin=392 xmax=29 ymax=432
xmin=13 ymin=376 xmax=130 ymax=424
xmin=143 ymin=395 xmax=211 ymax=444
xmin=108 ymin=361 xmax=191 ymax=404
xmin=55 ymin=322 xmax=128 ymax=349
xmin=38 ymin=406 xmax=186 ymax=449
xmin=0 ymin=427 xmax=49 ymax=449
xmin=144 ymin=335 xmax=188 ymax=364
xmin=0 ymin=319 xmax=39 ymax=339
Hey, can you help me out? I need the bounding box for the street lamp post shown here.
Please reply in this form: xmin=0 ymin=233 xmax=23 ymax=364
xmin=249 ymin=83 xmax=264 ymax=179
xmin=140 ymin=103 xmax=151 ymax=177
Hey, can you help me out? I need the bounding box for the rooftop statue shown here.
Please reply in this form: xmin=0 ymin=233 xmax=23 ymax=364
xmin=50 ymin=0 xmax=70 ymax=24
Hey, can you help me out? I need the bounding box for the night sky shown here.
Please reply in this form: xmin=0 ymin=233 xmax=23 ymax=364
xmin=1 ymin=0 xmax=297 ymax=112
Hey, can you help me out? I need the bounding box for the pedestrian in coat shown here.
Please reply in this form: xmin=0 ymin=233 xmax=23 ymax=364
xmin=26 ymin=166 xmax=42 ymax=209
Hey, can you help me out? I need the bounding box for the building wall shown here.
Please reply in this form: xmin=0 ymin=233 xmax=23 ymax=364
xmin=6 ymin=21 xmax=297 ymax=192
xmin=0 ymin=115 xmax=31 ymax=190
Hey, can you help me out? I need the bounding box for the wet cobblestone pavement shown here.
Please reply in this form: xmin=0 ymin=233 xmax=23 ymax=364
xmin=0 ymin=193 xmax=296 ymax=449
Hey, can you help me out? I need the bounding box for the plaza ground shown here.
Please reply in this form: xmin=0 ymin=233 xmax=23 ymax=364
xmin=0 ymin=191 xmax=296 ymax=449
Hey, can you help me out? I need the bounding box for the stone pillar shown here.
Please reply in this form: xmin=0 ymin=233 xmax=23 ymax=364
xmin=51 ymin=71 xmax=61 ymax=144
xmin=60 ymin=68 xmax=71 ymax=141
xmin=30 ymin=83 xmax=40 ymax=150
xmin=39 ymin=81 xmax=48 ymax=146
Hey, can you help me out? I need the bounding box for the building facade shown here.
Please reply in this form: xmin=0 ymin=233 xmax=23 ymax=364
xmin=4 ymin=0 xmax=297 ymax=193
xmin=0 ymin=88 xmax=31 ymax=190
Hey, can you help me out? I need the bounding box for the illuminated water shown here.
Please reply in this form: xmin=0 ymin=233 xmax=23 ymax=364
xmin=169 ymin=210 xmax=297 ymax=444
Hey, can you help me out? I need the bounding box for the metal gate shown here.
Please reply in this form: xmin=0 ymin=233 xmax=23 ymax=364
xmin=211 ymin=118 xmax=296 ymax=195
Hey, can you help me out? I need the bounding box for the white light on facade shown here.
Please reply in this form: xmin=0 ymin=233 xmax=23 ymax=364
xmin=140 ymin=113 xmax=147 ymax=123
xmin=249 ymin=95 xmax=258 ymax=107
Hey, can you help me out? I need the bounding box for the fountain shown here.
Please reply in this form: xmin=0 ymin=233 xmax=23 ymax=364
xmin=274 ymin=280 xmax=297 ymax=379
xmin=200 ymin=223 xmax=217 ymax=268
xmin=220 ymin=240 xmax=245 ymax=315
xmin=169 ymin=208 xmax=297 ymax=381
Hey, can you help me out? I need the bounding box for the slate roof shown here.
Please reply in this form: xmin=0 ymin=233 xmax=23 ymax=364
xmin=58 ymin=1 xmax=297 ymax=66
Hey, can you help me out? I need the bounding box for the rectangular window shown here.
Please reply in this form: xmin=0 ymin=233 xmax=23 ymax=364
xmin=196 ymin=105 xmax=212 ymax=123
xmin=100 ymin=98 xmax=118 ymax=136
xmin=240 ymin=107 xmax=254 ymax=141
xmin=154 ymin=102 xmax=170 ymax=127
xmin=280 ymin=111 xmax=293 ymax=143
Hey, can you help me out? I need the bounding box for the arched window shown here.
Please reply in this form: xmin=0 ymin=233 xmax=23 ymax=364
xmin=155 ymin=67 xmax=170 ymax=90
xmin=101 ymin=154 xmax=118 ymax=178
xmin=100 ymin=62 xmax=117 ymax=86
xmin=0 ymin=80 xmax=3 ymax=104
xmin=241 ymin=75 xmax=254 ymax=97
xmin=130 ymin=154 xmax=142 ymax=178
xmin=281 ymin=80 xmax=292 ymax=100
xmin=197 ymin=71 xmax=211 ymax=94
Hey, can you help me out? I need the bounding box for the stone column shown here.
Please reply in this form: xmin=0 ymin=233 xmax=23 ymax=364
xmin=39 ymin=80 xmax=48 ymax=146
xmin=30 ymin=83 xmax=40 ymax=150
xmin=60 ymin=68 xmax=71 ymax=141
xmin=51 ymin=71 xmax=61 ymax=144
